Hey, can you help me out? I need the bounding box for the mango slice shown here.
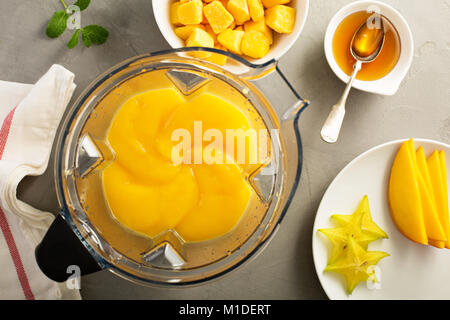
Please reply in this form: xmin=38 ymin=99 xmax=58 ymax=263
xmin=388 ymin=139 xmax=428 ymax=245
xmin=244 ymin=18 xmax=273 ymax=44
xmin=217 ymin=28 xmax=245 ymax=54
xmin=227 ymin=0 xmax=250 ymax=25
xmin=247 ymin=0 xmax=265 ymax=22
xmin=440 ymin=151 xmax=449 ymax=248
xmin=203 ymin=0 xmax=235 ymax=34
xmin=265 ymin=4 xmax=296 ymax=34
xmin=429 ymin=239 xmax=446 ymax=249
xmin=416 ymin=147 xmax=447 ymax=242
xmin=324 ymin=236 xmax=389 ymax=294
xmin=388 ymin=139 xmax=450 ymax=249
xmin=428 ymin=150 xmax=450 ymax=248
xmin=178 ymin=0 xmax=205 ymax=25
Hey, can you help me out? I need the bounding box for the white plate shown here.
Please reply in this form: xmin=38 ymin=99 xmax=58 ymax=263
xmin=312 ymin=138 xmax=450 ymax=300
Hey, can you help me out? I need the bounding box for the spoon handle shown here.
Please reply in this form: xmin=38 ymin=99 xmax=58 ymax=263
xmin=321 ymin=60 xmax=362 ymax=143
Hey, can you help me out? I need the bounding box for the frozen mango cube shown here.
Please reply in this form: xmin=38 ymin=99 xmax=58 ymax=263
xmin=175 ymin=24 xmax=205 ymax=40
xmin=206 ymin=45 xmax=228 ymax=65
xmin=203 ymin=1 xmax=235 ymax=34
xmin=261 ymin=0 xmax=290 ymax=8
xmin=247 ymin=0 xmax=264 ymax=22
xmin=204 ymin=24 xmax=218 ymax=43
xmin=186 ymin=27 xmax=215 ymax=47
xmin=217 ymin=28 xmax=244 ymax=54
xmin=244 ymin=18 xmax=272 ymax=44
xmin=186 ymin=28 xmax=215 ymax=58
xmin=241 ymin=30 xmax=270 ymax=58
xmin=171 ymin=1 xmax=183 ymax=26
xmin=178 ymin=0 xmax=204 ymax=25
xmin=227 ymin=0 xmax=250 ymax=25
xmin=265 ymin=5 xmax=296 ymax=33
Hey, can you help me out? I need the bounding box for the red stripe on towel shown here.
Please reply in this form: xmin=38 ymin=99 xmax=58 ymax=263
xmin=0 ymin=107 xmax=35 ymax=300
xmin=0 ymin=107 xmax=16 ymax=157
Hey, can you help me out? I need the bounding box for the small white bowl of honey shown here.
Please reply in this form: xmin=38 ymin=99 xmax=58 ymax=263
xmin=324 ymin=0 xmax=413 ymax=96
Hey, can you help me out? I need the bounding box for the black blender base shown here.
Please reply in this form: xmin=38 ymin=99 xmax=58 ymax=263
xmin=35 ymin=214 xmax=102 ymax=282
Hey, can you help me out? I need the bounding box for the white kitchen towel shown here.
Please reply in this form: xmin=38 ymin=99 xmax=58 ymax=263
xmin=0 ymin=64 xmax=81 ymax=300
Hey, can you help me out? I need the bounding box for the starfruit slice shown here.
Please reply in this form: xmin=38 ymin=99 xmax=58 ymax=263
xmin=324 ymin=236 xmax=389 ymax=294
xmin=332 ymin=195 xmax=388 ymax=240
xmin=318 ymin=226 xmax=376 ymax=263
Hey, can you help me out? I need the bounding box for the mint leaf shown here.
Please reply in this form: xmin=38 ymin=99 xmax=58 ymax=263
xmin=74 ymin=0 xmax=91 ymax=11
xmin=67 ymin=29 xmax=80 ymax=48
xmin=81 ymin=29 xmax=91 ymax=47
xmin=46 ymin=10 xmax=68 ymax=38
xmin=81 ymin=25 xmax=109 ymax=47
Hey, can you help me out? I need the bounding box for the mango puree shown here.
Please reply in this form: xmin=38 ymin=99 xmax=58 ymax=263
xmin=103 ymin=87 xmax=263 ymax=242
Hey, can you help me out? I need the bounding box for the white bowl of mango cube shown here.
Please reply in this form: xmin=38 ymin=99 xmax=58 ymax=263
xmin=152 ymin=0 xmax=309 ymax=65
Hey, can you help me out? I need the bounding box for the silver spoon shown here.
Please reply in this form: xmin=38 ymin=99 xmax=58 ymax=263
xmin=321 ymin=16 xmax=385 ymax=144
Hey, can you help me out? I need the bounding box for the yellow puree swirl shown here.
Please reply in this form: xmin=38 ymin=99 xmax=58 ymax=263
xmin=103 ymin=88 xmax=260 ymax=242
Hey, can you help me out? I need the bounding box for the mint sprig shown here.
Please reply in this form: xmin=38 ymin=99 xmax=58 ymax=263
xmin=45 ymin=0 xmax=109 ymax=49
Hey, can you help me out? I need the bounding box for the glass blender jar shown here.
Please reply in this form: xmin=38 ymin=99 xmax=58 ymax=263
xmin=36 ymin=48 xmax=309 ymax=286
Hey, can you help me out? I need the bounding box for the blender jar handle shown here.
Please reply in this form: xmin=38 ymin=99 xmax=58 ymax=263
xmin=241 ymin=62 xmax=309 ymax=242
xmin=35 ymin=213 xmax=103 ymax=282
xmin=245 ymin=64 xmax=310 ymax=122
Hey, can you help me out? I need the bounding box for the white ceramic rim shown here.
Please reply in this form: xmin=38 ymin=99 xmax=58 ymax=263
xmin=152 ymin=0 xmax=310 ymax=64
xmin=312 ymin=138 xmax=450 ymax=300
xmin=324 ymin=0 xmax=414 ymax=96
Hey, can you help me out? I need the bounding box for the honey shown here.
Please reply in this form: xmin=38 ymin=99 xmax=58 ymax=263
xmin=333 ymin=11 xmax=401 ymax=81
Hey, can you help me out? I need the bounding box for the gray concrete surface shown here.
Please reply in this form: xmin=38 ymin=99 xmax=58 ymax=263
xmin=1 ymin=0 xmax=449 ymax=299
